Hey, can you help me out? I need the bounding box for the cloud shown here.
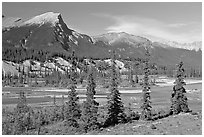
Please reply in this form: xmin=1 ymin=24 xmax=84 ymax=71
xmin=97 ymin=14 xmax=201 ymax=43
xmin=168 ymin=23 xmax=187 ymax=28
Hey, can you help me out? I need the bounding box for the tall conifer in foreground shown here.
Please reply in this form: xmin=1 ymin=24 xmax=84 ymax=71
xmin=14 ymin=91 xmax=30 ymax=134
xmin=65 ymin=51 xmax=81 ymax=127
xmin=141 ymin=48 xmax=152 ymax=120
xmin=81 ymin=66 xmax=99 ymax=132
xmin=170 ymin=61 xmax=190 ymax=114
xmin=105 ymin=51 xmax=126 ymax=126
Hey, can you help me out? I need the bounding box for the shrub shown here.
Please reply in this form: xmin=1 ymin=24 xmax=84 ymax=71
xmin=126 ymin=103 xmax=140 ymax=122
xmin=2 ymin=112 xmax=15 ymax=135
xmin=151 ymin=109 xmax=171 ymax=121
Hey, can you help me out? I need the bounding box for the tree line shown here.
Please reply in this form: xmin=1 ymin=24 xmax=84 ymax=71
xmin=2 ymin=50 xmax=192 ymax=135
xmin=2 ymin=46 xmax=201 ymax=78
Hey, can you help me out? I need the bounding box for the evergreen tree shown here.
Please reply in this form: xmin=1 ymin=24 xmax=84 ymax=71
xmin=81 ymin=66 xmax=99 ymax=132
xmin=34 ymin=71 xmax=38 ymax=86
xmin=22 ymin=65 xmax=25 ymax=76
xmin=18 ymin=65 xmax=21 ymax=73
xmin=36 ymin=110 xmax=44 ymax=135
xmin=61 ymin=95 xmax=65 ymax=120
xmin=141 ymin=49 xmax=152 ymax=120
xmin=39 ymin=65 xmax=42 ymax=77
xmin=53 ymin=94 xmax=56 ymax=105
xmin=44 ymin=66 xmax=47 ymax=77
xmin=105 ymin=51 xmax=126 ymax=126
xmin=133 ymin=61 xmax=140 ymax=84
xmin=130 ymin=62 xmax=134 ymax=87
xmin=52 ymin=96 xmax=58 ymax=122
xmin=19 ymin=65 xmax=24 ymax=84
xmin=2 ymin=70 xmax=5 ymax=82
xmin=26 ymin=66 xmax=30 ymax=85
xmin=22 ymin=65 xmax=26 ymax=84
xmin=14 ymin=91 xmax=31 ymax=134
xmin=170 ymin=61 xmax=190 ymax=114
xmin=65 ymin=51 xmax=81 ymax=127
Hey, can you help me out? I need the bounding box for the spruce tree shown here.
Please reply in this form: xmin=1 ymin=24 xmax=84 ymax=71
xmin=14 ymin=91 xmax=30 ymax=134
xmin=27 ymin=66 xmax=30 ymax=85
xmin=61 ymin=95 xmax=65 ymax=120
xmin=130 ymin=62 xmax=134 ymax=87
xmin=65 ymin=51 xmax=81 ymax=127
xmin=45 ymin=66 xmax=47 ymax=77
xmin=105 ymin=51 xmax=126 ymax=126
xmin=170 ymin=61 xmax=190 ymax=114
xmin=53 ymin=94 xmax=56 ymax=105
xmin=141 ymin=49 xmax=152 ymax=120
xmin=134 ymin=61 xmax=140 ymax=84
xmin=81 ymin=66 xmax=99 ymax=132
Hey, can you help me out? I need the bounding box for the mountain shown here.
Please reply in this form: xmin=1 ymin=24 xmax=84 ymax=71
xmin=93 ymin=32 xmax=202 ymax=67
xmin=141 ymin=34 xmax=202 ymax=51
xmin=3 ymin=12 xmax=79 ymax=52
xmin=2 ymin=12 xmax=202 ymax=68
xmin=2 ymin=15 xmax=23 ymax=31
xmin=94 ymin=32 xmax=202 ymax=51
xmin=2 ymin=12 xmax=113 ymax=58
xmin=161 ymin=41 xmax=202 ymax=51
xmin=93 ymin=32 xmax=151 ymax=47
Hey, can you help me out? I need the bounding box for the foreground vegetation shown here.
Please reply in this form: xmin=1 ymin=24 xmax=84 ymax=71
xmin=2 ymin=50 xmax=201 ymax=135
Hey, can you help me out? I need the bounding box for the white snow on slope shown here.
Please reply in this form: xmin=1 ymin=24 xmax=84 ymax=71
xmin=2 ymin=61 xmax=19 ymax=76
xmin=104 ymin=59 xmax=128 ymax=72
xmin=2 ymin=58 xmax=82 ymax=76
xmin=22 ymin=12 xmax=60 ymax=26
xmin=93 ymin=32 xmax=150 ymax=46
xmin=143 ymin=34 xmax=202 ymax=51
xmin=55 ymin=57 xmax=72 ymax=68
xmin=69 ymin=35 xmax=78 ymax=46
xmin=72 ymin=31 xmax=83 ymax=39
xmin=2 ymin=17 xmax=22 ymax=29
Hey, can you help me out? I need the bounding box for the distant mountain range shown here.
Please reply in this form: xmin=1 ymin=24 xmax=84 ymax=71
xmin=2 ymin=12 xmax=202 ymax=68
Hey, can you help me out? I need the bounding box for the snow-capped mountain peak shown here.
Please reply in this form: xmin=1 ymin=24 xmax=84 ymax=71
xmin=160 ymin=41 xmax=202 ymax=51
xmin=22 ymin=12 xmax=61 ymax=26
xmin=93 ymin=32 xmax=151 ymax=46
xmin=142 ymin=34 xmax=202 ymax=51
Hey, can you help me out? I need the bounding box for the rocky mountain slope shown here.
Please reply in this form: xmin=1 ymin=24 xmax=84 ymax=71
xmin=93 ymin=32 xmax=202 ymax=67
xmin=2 ymin=12 xmax=202 ymax=69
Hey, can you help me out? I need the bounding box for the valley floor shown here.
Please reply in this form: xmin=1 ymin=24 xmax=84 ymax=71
xmin=2 ymin=79 xmax=202 ymax=135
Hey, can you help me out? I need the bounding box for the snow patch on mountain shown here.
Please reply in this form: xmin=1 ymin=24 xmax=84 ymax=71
xmin=162 ymin=41 xmax=202 ymax=51
xmin=142 ymin=34 xmax=202 ymax=51
xmin=22 ymin=12 xmax=60 ymax=26
xmin=104 ymin=59 xmax=128 ymax=72
xmin=72 ymin=31 xmax=83 ymax=39
xmin=2 ymin=61 xmax=19 ymax=76
xmin=54 ymin=57 xmax=72 ymax=68
xmin=2 ymin=17 xmax=22 ymax=29
xmin=93 ymin=32 xmax=152 ymax=47
xmin=69 ymin=35 xmax=78 ymax=46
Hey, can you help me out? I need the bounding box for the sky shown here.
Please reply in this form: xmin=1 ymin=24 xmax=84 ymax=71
xmin=2 ymin=2 xmax=202 ymax=43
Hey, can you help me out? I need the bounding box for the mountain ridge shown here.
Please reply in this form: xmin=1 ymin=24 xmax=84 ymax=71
xmin=2 ymin=12 xmax=202 ymax=68
xmin=93 ymin=32 xmax=202 ymax=51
